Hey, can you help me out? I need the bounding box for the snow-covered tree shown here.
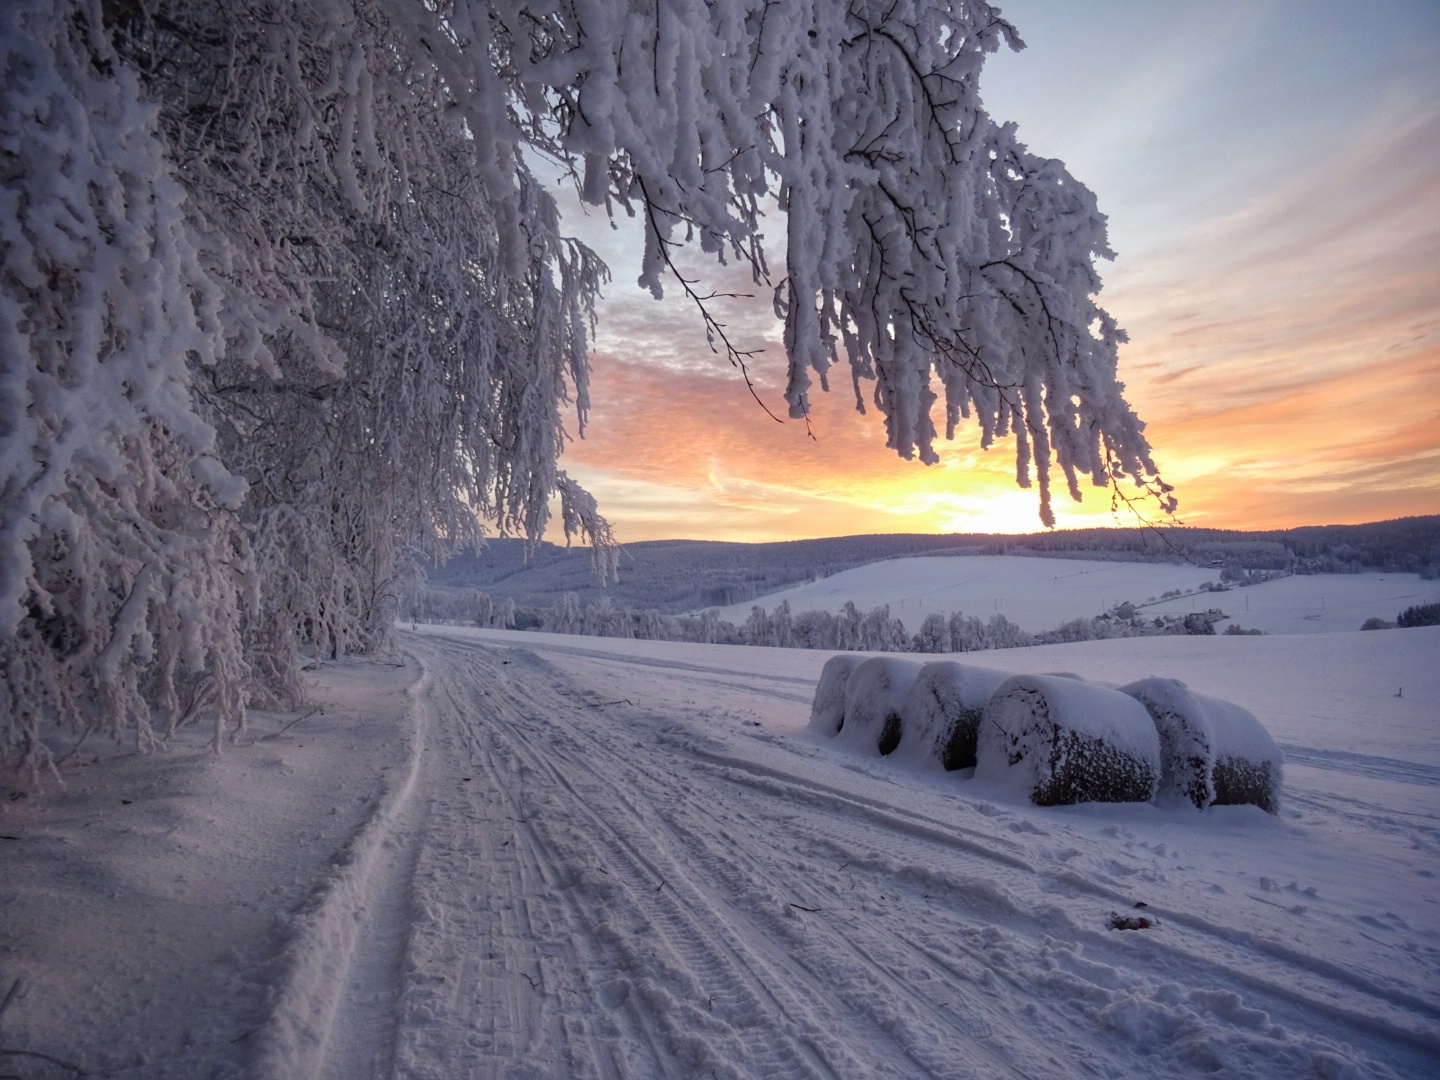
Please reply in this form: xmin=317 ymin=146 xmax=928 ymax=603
xmin=949 ymin=612 xmax=985 ymax=652
xmin=582 ymin=596 xmax=616 ymax=637
xmin=473 ymin=592 xmax=494 ymax=630
xmin=835 ymin=602 xmax=864 ymax=651
xmin=546 ymin=593 xmax=584 ymax=635
xmin=915 ymin=613 xmax=953 ymax=654
xmin=517 ymin=0 xmax=1172 ymax=525
xmin=772 ymin=600 xmax=795 ymax=649
xmin=638 ymin=608 xmax=666 ymax=640
xmin=1 ymin=4 xmax=251 ymax=777
xmin=4 ymin=0 xmax=1171 ymax=775
xmin=493 ymin=598 xmax=517 ymax=631
xmin=792 ymin=609 xmax=836 ymax=650
xmin=743 ymin=605 xmax=772 ymax=647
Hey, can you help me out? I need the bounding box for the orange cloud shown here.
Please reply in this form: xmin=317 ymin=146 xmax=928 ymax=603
xmin=557 ymin=321 xmax=1439 ymax=541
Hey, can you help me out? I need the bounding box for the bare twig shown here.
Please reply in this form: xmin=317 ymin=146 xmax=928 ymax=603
xmin=259 ymin=707 xmax=322 ymax=741
xmin=0 ymin=1047 xmax=89 ymax=1077
xmin=635 ymin=176 xmax=784 ymax=426
xmin=0 ymin=978 xmax=23 ymax=1022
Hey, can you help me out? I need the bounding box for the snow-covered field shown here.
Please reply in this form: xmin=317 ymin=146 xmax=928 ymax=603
xmin=3 ymin=618 xmax=1437 ymax=1079
xmin=1142 ymin=571 xmax=1440 ymax=636
xmin=708 ymin=555 xmax=1440 ymax=636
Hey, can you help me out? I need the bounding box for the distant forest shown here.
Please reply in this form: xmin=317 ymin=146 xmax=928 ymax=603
xmin=421 ymin=516 xmax=1440 ymax=617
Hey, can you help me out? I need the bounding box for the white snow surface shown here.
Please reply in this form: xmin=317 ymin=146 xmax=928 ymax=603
xmin=3 ymin=626 xmax=1438 ymax=1079
xmin=1141 ymin=571 xmax=1440 ymax=635
xmin=708 ymin=555 xmax=1440 ymax=635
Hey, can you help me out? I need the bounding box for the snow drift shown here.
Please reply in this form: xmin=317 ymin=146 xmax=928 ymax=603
xmin=1120 ymin=677 xmax=1284 ymax=812
xmin=977 ymin=674 xmax=1161 ymax=806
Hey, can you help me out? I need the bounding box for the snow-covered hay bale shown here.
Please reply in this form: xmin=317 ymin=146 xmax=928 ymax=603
xmin=977 ymin=675 xmax=1160 ymax=806
xmin=895 ymin=662 xmax=1011 ymax=771
xmin=1119 ymin=678 xmax=1283 ymax=813
xmin=835 ymin=657 xmax=922 ymax=757
xmin=808 ymin=654 xmax=865 ymax=736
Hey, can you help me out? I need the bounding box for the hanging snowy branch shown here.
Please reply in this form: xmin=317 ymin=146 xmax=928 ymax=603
xmin=3 ymin=0 xmax=1172 ymax=777
xmin=1 ymin=1 xmax=252 ymax=778
xmin=490 ymin=0 xmax=1173 ymax=526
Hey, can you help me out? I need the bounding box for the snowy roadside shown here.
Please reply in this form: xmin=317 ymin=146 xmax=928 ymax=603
xmin=0 ymin=657 xmax=422 ymax=1080
xmin=2 ymin=627 xmax=1437 ymax=1079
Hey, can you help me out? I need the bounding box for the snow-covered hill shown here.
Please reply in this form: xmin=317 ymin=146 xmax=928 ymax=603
xmin=1142 ymin=570 xmax=1440 ymax=635
xmin=3 ymin=626 xmax=1436 ymax=1078
xmin=708 ymin=554 xmax=1440 ymax=635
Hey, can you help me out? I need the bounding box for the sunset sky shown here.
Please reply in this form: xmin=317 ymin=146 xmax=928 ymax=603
xmin=555 ymin=0 xmax=1440 ymax=544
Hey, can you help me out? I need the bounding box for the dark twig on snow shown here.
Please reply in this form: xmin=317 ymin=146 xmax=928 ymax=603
xmin=260 ymin=707 xmax=323 ymax=741
xmin=0 ymin=978 xmax=23 ymax=1022
xmin=0 ymin=1047 xmax=90 ymax=1077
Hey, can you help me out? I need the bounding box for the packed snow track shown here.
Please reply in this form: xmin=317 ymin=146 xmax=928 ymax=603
xmin=268 ymin=631 xmax=1438 ymax=1080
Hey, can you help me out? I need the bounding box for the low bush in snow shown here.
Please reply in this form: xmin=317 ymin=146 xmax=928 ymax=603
xmin=977 ymin=675 xmax=1160 ymax=806
xmin=1119 ymin=678 xmax=1283 ymax=813
xmin=834 ymin=658 xmax=922 ymax=757
xmin=894 ymin=662 xmax=1011 ymax=771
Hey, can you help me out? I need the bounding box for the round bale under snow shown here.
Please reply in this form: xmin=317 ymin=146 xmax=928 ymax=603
xmin=808 ymin=654 xmax=866 ymax=736
xmin=895 ymin=662 xmax=1011 ymax=771
xmin=836 ymin=657 xmax=922 ymax=757
xmin=978 ymin=674 xmax=1160 ymax=806
xmin=1119 ymin=678 xmax=1284 ymax=813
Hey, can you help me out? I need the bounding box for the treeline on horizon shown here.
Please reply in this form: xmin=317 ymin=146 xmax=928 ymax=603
xmin=402 ymin=590 xmax=1242 ymax=656
xmin=424 ymin=516 xmax=1440 ymax=618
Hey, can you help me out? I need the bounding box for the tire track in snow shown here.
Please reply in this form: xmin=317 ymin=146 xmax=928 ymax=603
xmin=398 ymin=635 xmax=1438 ymax=1079
xmin=450 ymin=646 xmax=858 ymax=1080
xmin=1278 ymin=745 xmax=1440 ymax=789
xmin=395 ymin=648 xmax=671 ymax=1080
xmin=643 ymin=702 xmax=1440 ymax=1072
xmin=704 ymin=751 xmax=1440 ymax=1063
xmin=431 ymin=641 xmax=1104 ymax=1079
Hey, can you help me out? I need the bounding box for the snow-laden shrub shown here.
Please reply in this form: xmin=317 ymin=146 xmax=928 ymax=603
xmin=808 ymin=654 xmax=865 ymax=736
xmin=835 ymin=658 xmax=923 ymax=756
xmin=894 ymin=662 xmax=1010 ymax=771
xmin=1119 ymin=678 xmax=1283 ymax=813
xmin=977 ymin=675 xmax=1160 ymax=806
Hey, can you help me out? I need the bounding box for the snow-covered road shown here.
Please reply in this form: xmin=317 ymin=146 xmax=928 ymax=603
xmin=4 ymin=627 xmax=1437 ymax=1079
xmin=277 ymin=630 xmax=1438 ymax=1079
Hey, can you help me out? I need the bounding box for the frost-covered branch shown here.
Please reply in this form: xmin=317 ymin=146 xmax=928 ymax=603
xmin=3 ymin=0 xmax=1174 ymax=778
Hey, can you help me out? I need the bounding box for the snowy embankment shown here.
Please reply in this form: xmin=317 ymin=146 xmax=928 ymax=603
xmin=3 ymin=625 xmax=1437 ymax=1079
xmin=707 ymin=555 xmax=1440 ymax=636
